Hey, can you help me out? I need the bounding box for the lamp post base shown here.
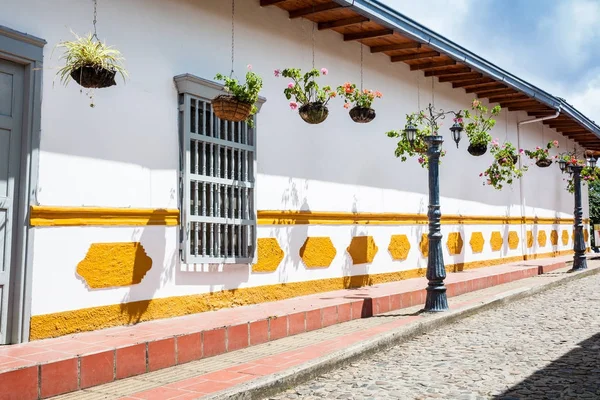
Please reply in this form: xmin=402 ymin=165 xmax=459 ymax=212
xmin=425 ymin=282 xmax=449 ymax=312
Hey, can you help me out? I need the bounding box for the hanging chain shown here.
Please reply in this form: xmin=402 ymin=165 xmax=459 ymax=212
xmin=431 ymin=76 xmax=435 ymax=107
xmin=92 ymin=0 xmax=99 ymax=40
xmin=360 ymin=22 xmax=364 ymax=91
xmin=505 ymin=108 xmax=508 ymax=141
xmin=417 ymin=75 xmax=420 ymax=110
xmin=230 ymin=0 xmax=235 ymax=76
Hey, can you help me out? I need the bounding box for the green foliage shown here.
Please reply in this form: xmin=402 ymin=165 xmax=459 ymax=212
xmin=481 ymin=141 xmax=528 ymax=190
xmin=386 ymin=112 xmax=445 ymax=169
xmin=336 ymin=82 xmax=382 ymax=109
xmin=215 ymin=67 xmax=263 ymax=127
xmin=277 ymin=68 xmax=335 ymax=107
xmin=524 ymin=140 xmax=559 ymax=162
xmin=463 ymin=99 xmax=501 ymax=147
xmin=56 ymin=32 xmax=128 ymax=86
xmin=565 ymin=165 xmax=599 ymax=193
xmin=589 ymin=179 xmax=600 ymax=225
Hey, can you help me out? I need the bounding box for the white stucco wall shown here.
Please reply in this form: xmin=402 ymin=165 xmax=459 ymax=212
xmin=0 ymin=0 xmax=588 ymax=317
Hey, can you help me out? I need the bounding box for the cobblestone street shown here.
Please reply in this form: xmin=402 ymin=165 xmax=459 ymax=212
xmin=268 ymin=273 xmax=600 ymax=400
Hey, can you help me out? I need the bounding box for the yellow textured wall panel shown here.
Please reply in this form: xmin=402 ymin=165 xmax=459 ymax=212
xmin=538 ymin=231 xmax=547 ymax=247
xmin=76 ymin=242 xmax=153 ymax=289
xmin=550 ymin=230 xmax=559 ymax=246
xmin=447 ymin=232 xmax=464 ymax=255
xmin=300 ymin=237 xmax=336 ymax=268
xmin=347 ymin=236 xmax=379 ymax=265
xmin=526 ymin=231 xmax=534 ymax=248
xmin=584 ymin=229 xmax=589 ymax=243
xmin=388 ymin=234 xmax=411 ymax=261
xmin=490 ymin=231 xmax=503 ymax=251
xmin=420 ymin=234 xmax=429 ymax=257
xmin=508 ymin=231 xmax=519 ymax=250
xmin=252 ymin=238 xmax=284 ymax=273
xmin=469 ymin=232 xmax=484 ymax=253
xmin=562 ymin=230 xmax=569 ymax=245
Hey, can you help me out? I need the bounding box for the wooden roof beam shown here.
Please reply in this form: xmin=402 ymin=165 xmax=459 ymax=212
xmin=476 ymin=88 xmax=517 ymax=97
xmin=487 ymin=94 xmax=529 ymax=103
xmin=344 ymin=29 xmax=394 ymax=41
xmin=559 ymin=128 xmax=589 ymax=134
xmin=528 ymin=111 xmax=560 ymax=117
xmin=424 ymin=66 xmax=470 ymax=77
xmin=391 ymin=51 xmax=440 ymax=62
xmin=452 ymin=77 xmax=494 ymax=89
xmin=508 ymin=106 xmax=552 ymax=112
xmin=289 ymin=3 xmax=341 ymax=18
xmin=466 ymin=82 xmax=506 ymax=93
xmin=318 ymin=16 xmax=369 ymax=30
xmin=371 ymin=42 xmax=421 ymax=53
xmin=411 ymin=59 xmax=456 ymax=71
xmin=500 ymin=99 xmax=541 ymax=108
xmin=438 ymin=72 xmax=482 ymax=82
xmin=260 ymin=0 xmax=287 ymax=6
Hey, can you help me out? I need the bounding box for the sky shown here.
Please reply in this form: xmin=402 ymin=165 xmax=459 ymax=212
xmin=379 ymin=0 xmax=600 ymax=124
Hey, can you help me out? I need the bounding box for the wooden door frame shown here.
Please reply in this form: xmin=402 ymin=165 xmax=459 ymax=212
xmin=0 ymin=25 xmax=44 ymax=343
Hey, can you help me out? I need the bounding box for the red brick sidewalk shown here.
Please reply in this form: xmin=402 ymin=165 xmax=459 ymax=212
xmin=0 ymin=256 xmax=572 ymax=399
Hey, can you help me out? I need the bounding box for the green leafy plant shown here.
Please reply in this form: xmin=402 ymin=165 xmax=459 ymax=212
xmin=561 ymin=156 xmax=598 ymax=193
xmin=215 ymin=65 xmax=263 ymax=127
xmin=57 ymin=32 xmax=127 ymax=86
xmin=481 ymin=140 xmax=528 ymax=190
xmin=275 ymin=68 xmax=335 ymax=109
xmin=524 ymin=140 xmax=559 ymax=162
xmin=386 ymin=112 xmax=446 ymax=169
xmin=463 ymin=99 xmax=501 ymax=147
xmin=336 ymin=82 xmax=382 ymax=109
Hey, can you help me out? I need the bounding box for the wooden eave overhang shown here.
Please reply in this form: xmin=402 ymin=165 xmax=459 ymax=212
xmin=260 ymin=0 xmax=600 ymax=151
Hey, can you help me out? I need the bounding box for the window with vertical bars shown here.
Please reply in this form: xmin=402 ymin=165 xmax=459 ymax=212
xmin=178 ymin=92 xmax=256 ymax=264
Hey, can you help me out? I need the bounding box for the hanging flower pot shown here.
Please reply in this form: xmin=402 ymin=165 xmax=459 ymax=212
xmin=213 ymin=66 xmax=262 ymax=126
xmin=467 ymin=143 xmax=487 ymax=156
xmin=349 ymin=106 xmax=376 ymax=123
xmin=463 ymin=99 xmax=501 ymax=157
xmin=276 ymin=67 xmax=335 ymax=125
xmin=337 ymin=83 xmax=382 ymax=124
xmin=70 ymin=66 xmax=116 ymax=89
xmin=212 ymin=95 xmax=253 ymax=122
xmin=481 ymin=140 xmax=528 ymax=190
xmin=498 ymin=155 xmax=518 ymax=167
xmin=299 ymin=102 xmax=329 ymax=124
xmin=535 ymin=159 xmax=553 ymax=168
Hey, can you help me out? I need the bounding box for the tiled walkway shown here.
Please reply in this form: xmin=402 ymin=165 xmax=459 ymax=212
xmin=0 ymin=255 xmax=574 ymax=399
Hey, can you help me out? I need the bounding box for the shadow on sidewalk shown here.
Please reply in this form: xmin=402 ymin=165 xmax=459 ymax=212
xmin=494 ymin=332 xmax=600 ymax=399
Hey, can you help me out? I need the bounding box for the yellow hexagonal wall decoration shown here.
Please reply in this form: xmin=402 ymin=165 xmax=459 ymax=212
xmin=447 ymin=232 xmax=463 ymax=255
xmin=347 ymin=236 xmax=378 ymax=265
xmin=538 ymin=230 xmax=547 ymax=247
xmin=526 ymin=230 xmax=534 ymax=248
xmin=562 ymin=230 xmax=569 ymax=245
xmin=252 ymin=238 xmax=284 ymax=273
xmin=469 ymin=232 xmax=484 ymax=254
xmin=300 ymin=237 xmax=336 ymax=269
xmin=388 ymin=234 xmax=411 ymax=261
xmin=490 ymin=231 xmax=503 ymax=252
xmin=420 ymin=234 xmax=429 ymax=258
xmin=550 ymin=230 xmax=559 ymax=246
xmin=508 ymin=231 xmax=519 ymax=250
xmin=584 ymin=229 xmax=589 ymax=243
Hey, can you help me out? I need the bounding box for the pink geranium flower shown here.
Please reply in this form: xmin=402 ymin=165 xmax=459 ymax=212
xmin=288 ymin=82 xmax=295 ymax=89
xmin=247 ymin=64 xmax=252 ymax=70
xmin=321 ymin=68 xmax=328 ymax=75
xmin=274 ymin=69 xmax=281 ymax=77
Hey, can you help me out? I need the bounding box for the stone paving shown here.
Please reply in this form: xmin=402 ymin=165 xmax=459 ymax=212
xmin=269 ymin=273 xmax=600 ymax=400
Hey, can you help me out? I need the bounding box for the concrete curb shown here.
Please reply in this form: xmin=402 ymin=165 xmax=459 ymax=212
xmin=204 ymin=265 xmax=600 ymax=400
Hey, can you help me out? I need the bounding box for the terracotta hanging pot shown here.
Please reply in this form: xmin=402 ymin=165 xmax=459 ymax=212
xmin=71 ymin=66 xmax=117 ymax=89
xmin=211 ymin=95 xmax=253 ymax=122
xmin=467 ymin=143 xmax=487 ymax=156
xmin=536 ymin=159 xmax=553 ymax=168
xmin=349 ymin=106 xmax=376 ymax=123
xmin=299 ymin=102 xmax=329 ymax=124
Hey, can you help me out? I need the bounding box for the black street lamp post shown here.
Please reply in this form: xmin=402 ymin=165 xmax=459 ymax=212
xmin=559 ymin=155 xmax=596 ymax=272
xmin=405 ymin=104 xmax=463 ymax=312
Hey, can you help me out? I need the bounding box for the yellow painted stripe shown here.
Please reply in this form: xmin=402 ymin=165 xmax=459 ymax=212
xmin=257 ymin=210 xmax=583 ymax=226
xmin=30 ymin=206 xmax=180 ymax=227
xmin=29 ymin=250 xmax=572 ymax=340
xmin=30 ymin=206 xmax=588 ymax=227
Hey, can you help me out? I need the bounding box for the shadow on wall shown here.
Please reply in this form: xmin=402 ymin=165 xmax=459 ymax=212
xmin=119 ymin=212 xmax=176 ymax=324
xmin=494 ymin=332 xmax=600 ymax=399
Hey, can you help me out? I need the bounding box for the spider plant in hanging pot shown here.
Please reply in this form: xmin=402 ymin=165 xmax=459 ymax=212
xmin=463 ymin=99 xmax=501 ymax=156
xmin=480 ymin=139 xmax=528 ymax=190
xmin=336 ymin=82 xmax=382 ymax=123
xmin=524 ymin=140 xmax=559 ymax=168
xmin=213 ymin=65 xmax=262 ymax=126
xmin=276 ymin=67 xmax=334 ymax=124
xmin=386 ymin=112 xmax=446 ymax=169
xmin=57 ymin=32 xmax=127 ymax=90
